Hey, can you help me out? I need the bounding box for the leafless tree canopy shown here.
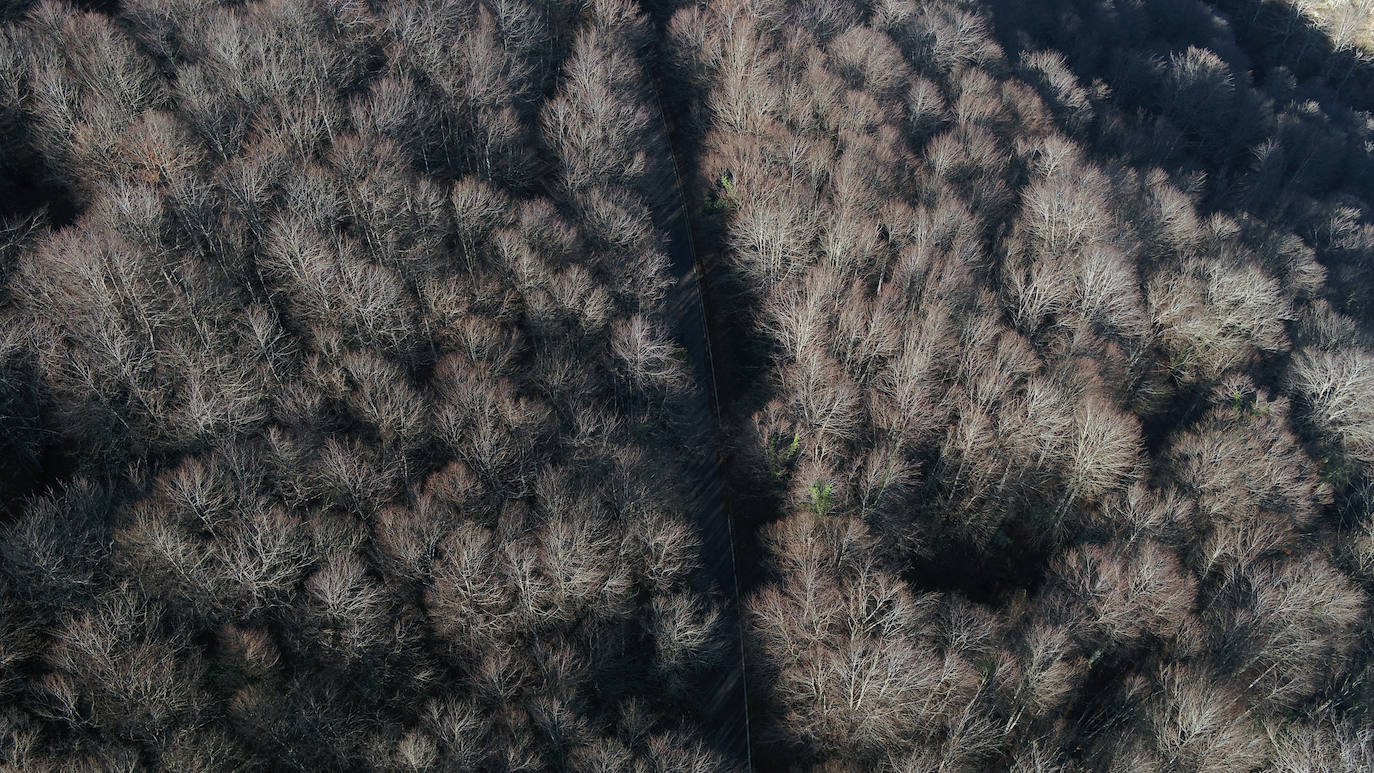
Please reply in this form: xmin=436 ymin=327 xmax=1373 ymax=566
xmin=1 ymin=0 xmax=1373 ymax=770
xmin=669 ymin=0 xmax=1374 ymax=769
xmin=0 ymin=1 xmax=738 ymax=770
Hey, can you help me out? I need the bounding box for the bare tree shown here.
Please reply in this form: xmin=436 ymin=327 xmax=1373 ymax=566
xmin=611 ymin=314 xmax=688 ymax=395
xmin=299 ymin=551 xmax=405 ymax=666
xmin=1006 ymin=621 xmax=1083 ymax=725
xmin=1206 ymin=557 xmax=1366 ymax=710
xmin=1162 ymin=47 xmax=1241 ymax=159
xmin=1269 ymin=719 xmax=1374 ymax=773
xmin=1018 ymin=50 xmax=1093 ymax=132
xmin=728 ymin=181 xmax=818 ymax=286
xmin=1147 ymin=256 xmax=1292 ymax=386
xmin=1165 ymin=379 xmax=1331 ymax=576
xmin=416 ymin=692 xmax=489 ymax=769
xmin=341 ymin=351 xmax=428 ymax=454
xmin=1062 ymin=393 xmax=1142 ymax=512
xmin=425 ymin=521 xmax=512 ymax=656
xmin=759 ymin=268 xmax=837 ymax=364
xmin=785 ymin=348 xmax=865 ymax=467
xmin=1009 ymin=740 xmax=1069 ymax=773
xmin=349 ymin=73 xmax=434 ymax=164
xmin=1141 ymin=664 xmax=1268 ymax=773
xmin=627 ymin=508 xmax=700 ymax=595
xmin=826 ymin=25 xmax=911 ymax=104
xmin=1290 ymin=346 xmax=1374 ymax=470
xmin=18 ymin=1 xmax=162 ymax=197
xmin=46 ymin=587 xmax=204 ymax=741
xmin=311 ymin=436 xmax=403 ymax=516
xmin=832 ymin=281 xmax=901 ymax=385
xmin=541 ymin=24 xmax=653 ymax=195
xmin=1043 ymin=540 xmax=1195 ymax=652
xmin=650 ymin=592 xmax=724 ymax=693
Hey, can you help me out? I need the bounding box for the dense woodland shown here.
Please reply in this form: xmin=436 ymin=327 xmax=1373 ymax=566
xmin=1 ymin=0 xmax=1373 ymax=771
xmin=667 ymin=0 xmax=1374 ymax=769
xmin=0 ymin=0 xmax=736 ymax=769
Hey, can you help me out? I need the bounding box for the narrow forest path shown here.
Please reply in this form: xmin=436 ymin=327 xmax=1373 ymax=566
xmin=647 ymin=88 xmax=753 ymax=769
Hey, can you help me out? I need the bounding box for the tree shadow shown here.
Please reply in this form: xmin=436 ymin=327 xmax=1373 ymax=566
xmin=0 ymin=154 xmax=78 ymax=230
xmin=988 ymin=0 xmax=1374 ymax=218
xmin=1216 ymin=0 xmax=1374 ymax=108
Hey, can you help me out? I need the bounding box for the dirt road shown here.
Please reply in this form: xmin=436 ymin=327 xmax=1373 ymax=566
xmin=648 ymin=88 xmax=752 ymax=769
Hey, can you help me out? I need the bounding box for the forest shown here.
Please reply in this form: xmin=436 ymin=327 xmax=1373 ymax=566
xmin=0 ymin=0 xmax=1372 ymax=771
